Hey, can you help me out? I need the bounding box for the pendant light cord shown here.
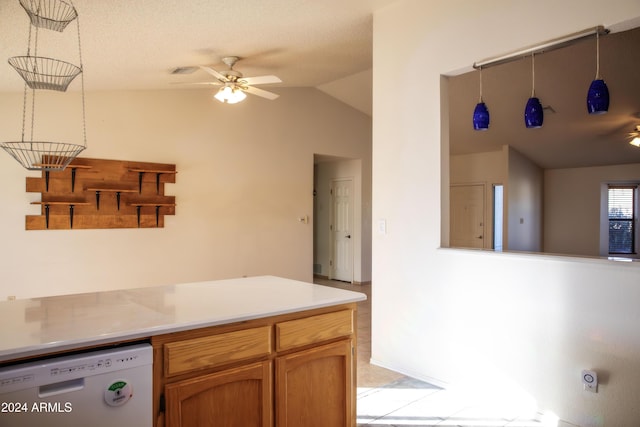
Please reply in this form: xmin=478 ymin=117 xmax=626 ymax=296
xmin=531 ymin=53 xmax=536 ymax=97
xmin=595 ymin=31 xmax=601 ymax=79
xmin=478 ymin=66 xmax=483 ymax=103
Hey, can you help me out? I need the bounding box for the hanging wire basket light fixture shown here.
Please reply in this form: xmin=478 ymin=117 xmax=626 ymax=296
xmin=8 ymin=56 xmax=82 ymax=91
xmin=19 ymin=0 xmax=78 ymax=32
xmin=1 ymin=0 xmax=87 ymax=171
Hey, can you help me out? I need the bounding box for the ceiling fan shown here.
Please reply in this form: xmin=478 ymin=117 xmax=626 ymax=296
xmin=628 ymin=125 xmax=640 ymax=147
xmin=176 ymin=56 xmax=281 ymax=104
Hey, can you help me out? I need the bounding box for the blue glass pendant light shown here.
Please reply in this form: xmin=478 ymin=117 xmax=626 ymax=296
xmin=473 ymin=67 xmax=490 ymax=130
xmin=524 ymin=53 xmax=543 ymax=128
xmin=586 ymin=30 xmax=609 ymax=114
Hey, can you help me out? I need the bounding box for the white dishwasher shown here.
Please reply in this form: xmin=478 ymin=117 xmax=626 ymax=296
xmin=0 ymin=343 xmax=152 ymax=427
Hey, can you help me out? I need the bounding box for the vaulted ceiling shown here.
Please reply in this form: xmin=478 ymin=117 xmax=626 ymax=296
xmin=2 ymin=0 xmax=639 ymax=161
xmin=0 ymin=0 xmax=397 ymax=115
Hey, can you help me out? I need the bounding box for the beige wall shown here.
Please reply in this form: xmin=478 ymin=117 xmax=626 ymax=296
xmin=545 ymin=163 xmax=640 ymax=257
xmin=506 ymin=146 xmax=543 ymax=252
xmin=373 ymin=1 xmax=640 ymax=426
xmin=0 ymin=87 xmax=371 ymax=299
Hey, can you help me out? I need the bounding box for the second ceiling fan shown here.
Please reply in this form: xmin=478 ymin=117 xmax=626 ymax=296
xmin=184 ymin=56 xmax=281 ymax=103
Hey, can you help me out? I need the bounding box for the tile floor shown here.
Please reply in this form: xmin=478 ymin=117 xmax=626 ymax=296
xmin=315 ymin=278 xmax=544 ymax=427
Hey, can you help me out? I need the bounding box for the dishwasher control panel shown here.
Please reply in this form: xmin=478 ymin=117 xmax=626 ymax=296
xmin=0 ymin=343 xmax=152 ymax=394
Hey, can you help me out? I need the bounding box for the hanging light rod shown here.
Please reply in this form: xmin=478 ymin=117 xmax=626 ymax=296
xmin=473 ymin=26 xmax=609 ymax=69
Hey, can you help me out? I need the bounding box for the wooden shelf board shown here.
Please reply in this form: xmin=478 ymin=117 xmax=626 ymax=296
xmin=32 ymin=163 xmax=92 ymax=169
xmin=129 ymin=203 xmax=177 ymax=207
xmin=85 ymin=188 xmax=138 ymax=193
xmin=31 ymin=202 xmax=91 ymax=206
xmin=129 ymin=169 xmax=177 ymax=174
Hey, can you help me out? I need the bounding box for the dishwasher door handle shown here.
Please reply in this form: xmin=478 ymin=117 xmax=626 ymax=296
xmin=39 ymin=377 xmax=85 ymax=398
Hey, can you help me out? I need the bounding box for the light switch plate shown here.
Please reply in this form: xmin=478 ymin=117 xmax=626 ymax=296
xmin=582 ymin=369 xmax=598 ymax=392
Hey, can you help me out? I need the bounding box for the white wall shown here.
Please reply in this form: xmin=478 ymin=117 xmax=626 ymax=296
xmin=0 ymin=87 xmax=371 ymax=299
xmin=372 ymin=1 xmax=640 ymax=426
xmin=506 ymin=146 xmax=544 ymax=252
xmin=545 ymin=163 xmax=640 ymax=257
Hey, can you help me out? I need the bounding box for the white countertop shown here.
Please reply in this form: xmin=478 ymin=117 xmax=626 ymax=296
xmin=0 ymin=276 xmax=366 ymax=363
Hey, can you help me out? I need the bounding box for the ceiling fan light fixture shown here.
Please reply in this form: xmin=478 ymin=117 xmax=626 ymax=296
xmin=630 ymin=126 xmax=640 ymax=147
xmin=228 ymin=88 xmax=247 ymax=104
xmin=214 ymin=84 xmax=246 ymax=104
xmin=587 ymin=30 xmax=609 ymax=114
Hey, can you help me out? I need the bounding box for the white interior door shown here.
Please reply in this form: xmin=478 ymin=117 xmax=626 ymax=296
xmin=450 ymin=184 xmax=485 ymax=249
xmin=331 ymin=178 xmax=354 ymax=282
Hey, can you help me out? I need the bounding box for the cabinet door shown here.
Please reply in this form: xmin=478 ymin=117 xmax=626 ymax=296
xmin=165 ymin=361 xmax=272 ymax=427
xmin=275 ymin=340 xmax=354 ymax=427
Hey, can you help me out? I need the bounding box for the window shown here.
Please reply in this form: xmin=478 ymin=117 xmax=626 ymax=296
xmin=608 ymin=186 xmax=636 ymax=254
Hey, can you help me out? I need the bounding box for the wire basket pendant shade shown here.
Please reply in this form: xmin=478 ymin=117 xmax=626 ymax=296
xmin=8 ymin=56 xmax=81 ymax=91
xmin=1 ymin=0 xmax=87 ymax=171
xmin=19 ymin=0 xmax=78 ymax=32
xmin=1 ymin=142 xmax=86 ymax=171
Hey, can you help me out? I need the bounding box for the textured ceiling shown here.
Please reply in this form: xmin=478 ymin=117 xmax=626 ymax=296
xmin=0 ymin=0 xmax=396 ymax=114
xmin=3 ymin=1 xmax=639 ymax=163
xmin=449 ymin=25 xmax=640 ymax=170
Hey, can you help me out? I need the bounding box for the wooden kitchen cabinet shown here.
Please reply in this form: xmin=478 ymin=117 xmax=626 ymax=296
xmin=276 ymin=339 xmax=353 ymax=427
xmin=165 ymin=361 xmax=272 ymax=427
xmin=153 ymin=304 xmax=357 ymax=427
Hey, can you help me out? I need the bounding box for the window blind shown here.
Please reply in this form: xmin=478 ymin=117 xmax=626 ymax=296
xmin=608 ymin=186 xmax=635 ymax=254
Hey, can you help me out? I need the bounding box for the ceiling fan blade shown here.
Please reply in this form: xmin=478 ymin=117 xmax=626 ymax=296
xmin=243 ymin=85 xmax=280 ymax=100
xmin=199 ymin=66 xmax=229 ymax=82
xmin=170 ymin=81 xmax=222 ymax=86
xmin=239 ymin=75 xmax=282 ymax=86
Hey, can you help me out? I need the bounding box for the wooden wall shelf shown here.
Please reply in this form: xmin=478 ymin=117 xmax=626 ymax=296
xmin=25 ymin=157 xmax=176 ymax=230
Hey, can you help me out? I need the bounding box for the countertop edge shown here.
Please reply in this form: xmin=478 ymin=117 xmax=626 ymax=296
xmin=0 ymin=278 xmax=366 ymax=363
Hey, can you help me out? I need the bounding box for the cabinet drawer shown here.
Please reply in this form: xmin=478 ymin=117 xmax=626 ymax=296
xmin=165 ymin=325 xmax=272 ymax=376
xmin=276 ymin=309 xmax=353 ymax=351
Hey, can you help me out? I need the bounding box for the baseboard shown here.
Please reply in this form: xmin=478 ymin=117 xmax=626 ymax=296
xmin=367 ymin=358 xmax=450 ymax=389
xmin=313 ymin=274 xmax=371 ymax=286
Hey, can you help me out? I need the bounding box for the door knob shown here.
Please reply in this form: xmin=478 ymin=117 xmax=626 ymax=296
xmin=346 ymin=234 xmax=351 ymax=239
xmin=476 ymin=235 xmax=483 ymax=239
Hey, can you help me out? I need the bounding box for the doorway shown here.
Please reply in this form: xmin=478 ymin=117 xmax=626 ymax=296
xmin=313 ymin=155 xmax=370 ymax=284
xmin=331 ymin=178 xmax=354 ymax=282
xmin=450 ymin=183 xmax=485 ymax=249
